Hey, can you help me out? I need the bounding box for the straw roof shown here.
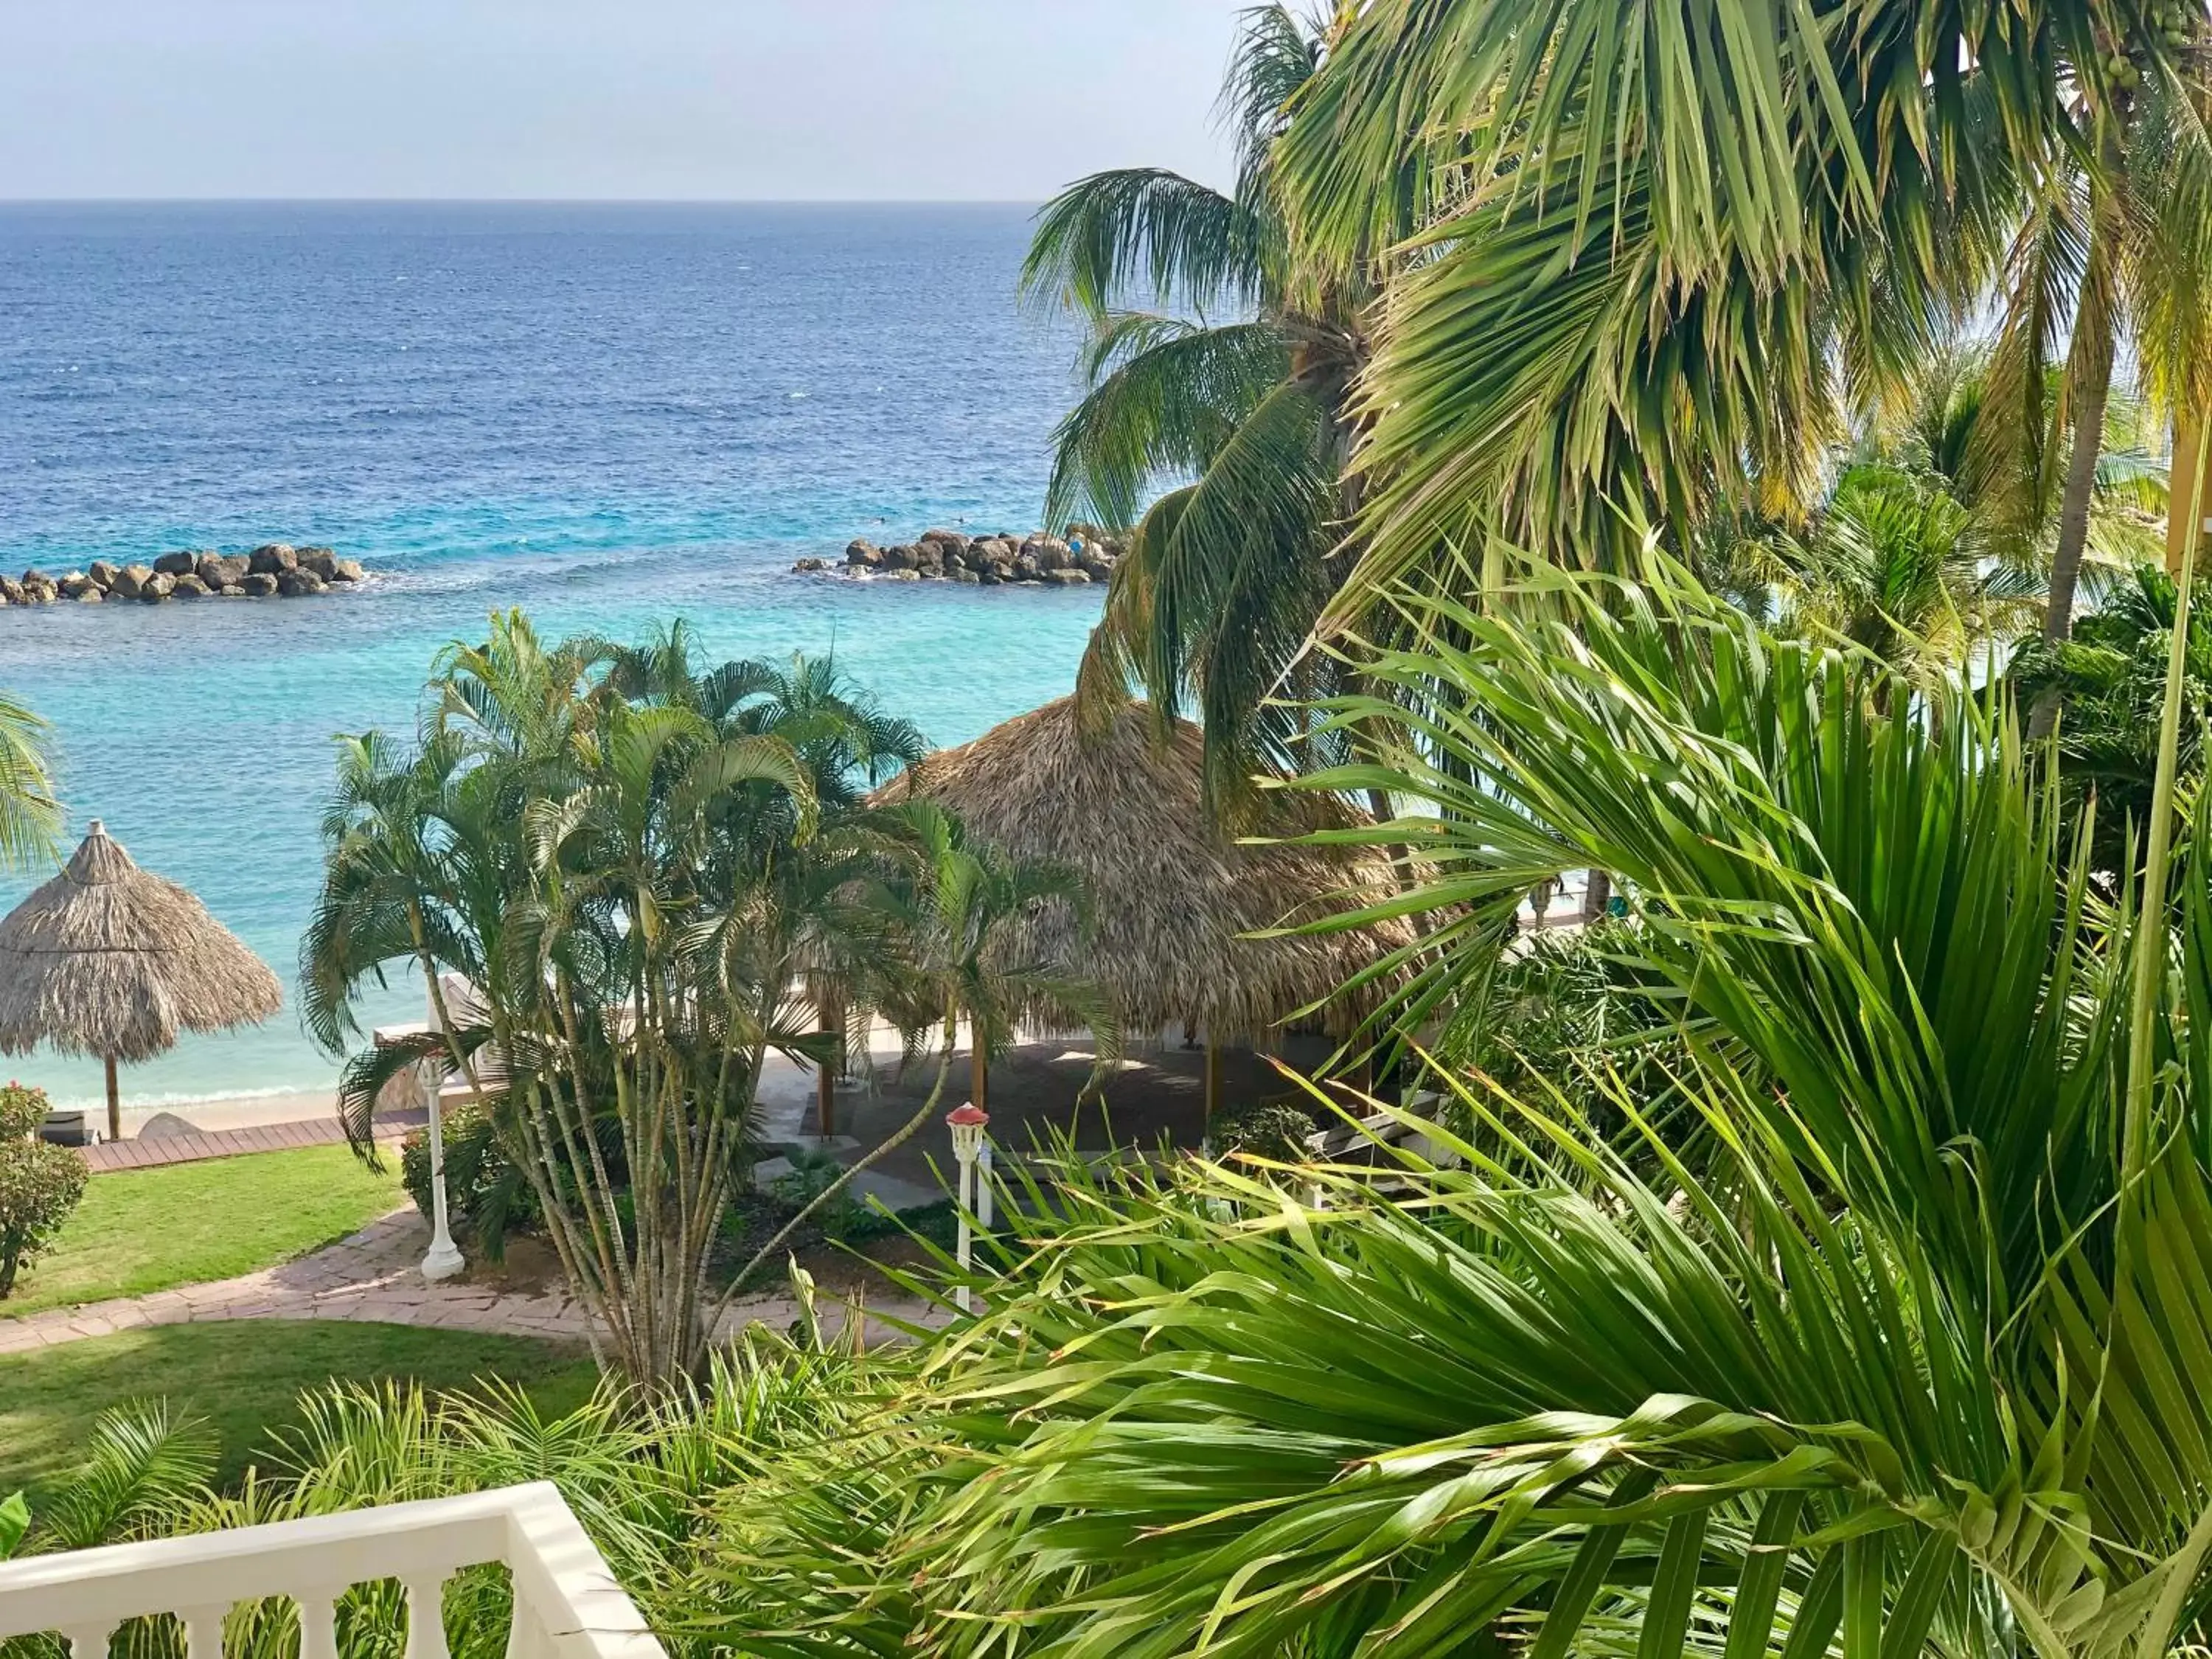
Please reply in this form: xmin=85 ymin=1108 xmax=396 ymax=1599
xmin=0 ymin=820 xmax=282 ymax=1063
xmin=873 ymin=698 xmax=1415 ymax=1040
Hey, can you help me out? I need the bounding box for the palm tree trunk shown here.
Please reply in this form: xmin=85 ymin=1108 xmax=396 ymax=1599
xmin=2031 ymin=133 xmax=2126 ymax=737
xmin=1582 ymin=869 xmax=1612 ymax=923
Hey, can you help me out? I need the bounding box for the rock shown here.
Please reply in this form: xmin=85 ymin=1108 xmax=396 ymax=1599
xmin=240 ymin=572 xmax=280 ymax=597
xmin=74 ymin=587 xmax=102 ymax=603
xmin=844 ymin=538 xmax=883 ymax=568
xmin=139 ymin=572 xmax=175 ymax=602
xmin=248 ymin=543 xmax=298 ymax=575
xmin=1012 ymin=554 xmax=1041 ymax=582
xmin=153 ymin=551 xmax=199 ymax=577
xmin=977 ymin=566 xmax=1002 ymax=586
xmin=0 ymin=577 xmax=21 ymax=605
xmin=1023 ymin=537 xmax=1074 ymax=572
xmin=109 ymin=564 xmax=154 ymax=599
xmin=792 ymin=557 xmax=830 ymax=573
xmin=87 ymin=560 xmax=119 ymax=590
xmin=1044 ymin=568 xmax=1093 ymax=585
xmin=57 ymin=572 xmax=96 ymax=599
xmin=277 ymin=568 xmax=328 ymax=597
xmin=20 ymin=570 xmax=52 ymax=589
xmin=1079 ymin=557 xmax=1114 ymax=581
xmin=884 ymin=568 xmax=922 ymax=582
xmin=327 ymin=557 xmax=365 ymax=583
xmin=218 ymin=585 xmax=248 ymax=598
xmin=919 ymin=528 xmax=970 ymax=554
xmin=950 ymin=567 xmax=981 ymax=584
xmin=198 ymin=552 xmax=250 ymax=588
xmin=880 ymin=544 xmax=916 ymax=571
xmin=170 ymin=574 xmax=211 ymax=598
xmin=24 ymin=583 xmax=57 ymax=605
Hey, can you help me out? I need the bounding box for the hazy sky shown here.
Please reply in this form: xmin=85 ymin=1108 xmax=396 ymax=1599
xmin=4 ymin=1 xmax=1248 ymax=201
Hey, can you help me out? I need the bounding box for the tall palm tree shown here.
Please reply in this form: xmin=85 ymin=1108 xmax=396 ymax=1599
xmin=304 ymin=613 xmax=899 ymax=1385
xmin=1983 ymin=18 xmax=2212 ymax=692
xmin=1270 ymin=0 xmax=2158 ymax=602
xmin=1026 ymin=4 xmax=1369 ymax=810
xmin=0 ymin=693 xmax=59 ymax=873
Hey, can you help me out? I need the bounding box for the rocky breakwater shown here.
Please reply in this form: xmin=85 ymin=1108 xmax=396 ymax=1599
xmin=1 ymin=544 xmax=368 ymax=608
xmin=792 ymin=528 xmax=1122 ymax=587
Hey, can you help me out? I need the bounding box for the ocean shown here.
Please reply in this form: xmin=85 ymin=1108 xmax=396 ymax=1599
xmin=0 ymin=201 xmax=1106 ymax=1110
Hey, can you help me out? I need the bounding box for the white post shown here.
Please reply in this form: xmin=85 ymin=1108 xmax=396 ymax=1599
xmin=421 ymin=978 xmax=464 ymax=1283
xmin=421 ymin=1088 xmax=464 ymax=1281
xmin=947 ymin=1103 xmax=988 ymax=1315
xmin=976 ymin=1143 xmax=994 ymax=1231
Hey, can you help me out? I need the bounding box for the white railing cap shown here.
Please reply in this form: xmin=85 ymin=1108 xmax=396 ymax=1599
xmin=0 ymin=1481 xmax=662 ymax=1659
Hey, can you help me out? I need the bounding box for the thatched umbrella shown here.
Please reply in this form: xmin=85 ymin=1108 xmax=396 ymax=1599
xmin=874 ymin=698 xmax=1416 ymax=1117
xmin=0 ymin=820 xmax=282 ymax=1139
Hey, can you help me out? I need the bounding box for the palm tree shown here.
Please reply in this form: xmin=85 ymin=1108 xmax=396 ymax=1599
xmin=1981 ymin=18 xmax=2212 ymax=692
xmin=1269 ymin=0 xmax=2169 ymax=602
xmin=905 ymin=558 xmax=2212 ymax=1658
xmin=724 ymin=796 xmax=1111 ymax=1298
xmin=304 ymin=613 xmax=903 ymax=1386
xmin=0 ymin=692 xmax=59 ymax=873
xmin=1025 ymin=4 xmax=1368 ymax=810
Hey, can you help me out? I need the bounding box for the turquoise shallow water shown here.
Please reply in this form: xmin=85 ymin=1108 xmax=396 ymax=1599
xmin=0 ymin=202 xmax=1103 ymax=1108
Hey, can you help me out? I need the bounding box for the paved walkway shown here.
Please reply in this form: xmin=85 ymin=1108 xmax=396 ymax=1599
xmin=80 ymin=1113 xmax=424 ymax=1173
xmin=0 ymin=1207 xmax=933 ymax=1357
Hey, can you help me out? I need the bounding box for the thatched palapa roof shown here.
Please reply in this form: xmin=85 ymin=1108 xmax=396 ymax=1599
xmin=873 ymin=698 xmax=1413 ymax=1040
xmin=0 ymin=820 xmax=282 ymax=1063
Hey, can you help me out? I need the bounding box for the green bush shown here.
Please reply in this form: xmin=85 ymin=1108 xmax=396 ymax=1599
xmin=1208 ymin=1101 xmax=1321 ymax=1164
xmin=398 ymin=1105 xmax=538 ymax=1262
xmin=0 ymin=1082 xmax=88 ymax=1300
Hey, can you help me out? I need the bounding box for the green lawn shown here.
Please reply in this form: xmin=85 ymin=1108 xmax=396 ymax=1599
xmin=0 ymin=1321 xmax=599 ymax=1501
xmin=1 ymin=1143 xmax=404 ymax=1318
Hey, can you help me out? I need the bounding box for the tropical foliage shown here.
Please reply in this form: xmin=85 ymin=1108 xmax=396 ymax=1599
xmin=0 ymin=1082 xmax=86 ymax=1300
xmin=0 ymin=694 xmax=58 ymax=874
xmin=2014 ymin=560 xmax=2212 ymax=869
xmin=1272 ymin=0 xmax=2202 ymax=628
xmin=302 ymin=616 xmax=1091 ymax=1386
xmin=1026 ymin=4 xmax=1368 ymax=807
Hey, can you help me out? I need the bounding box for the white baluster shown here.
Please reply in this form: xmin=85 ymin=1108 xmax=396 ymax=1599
xmin=296 ymin=1589 xmax=341 ymax=1659
xmin=504 ymin=1588 xmax=550 ymax=1659
xmin=405 ymin=1573 xmax=452 ymax=1659
xmin=179 ymin=1605 xmax=227 ymax=1659
xmin=63 ymin=1622 xmax=116 ymax=1659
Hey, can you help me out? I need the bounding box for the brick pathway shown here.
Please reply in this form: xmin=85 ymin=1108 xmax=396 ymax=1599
xmin=80 ymin=1113 xmax=424 ymax=1174
xmin=0 ymin=1207 xmax=931 ymax=1356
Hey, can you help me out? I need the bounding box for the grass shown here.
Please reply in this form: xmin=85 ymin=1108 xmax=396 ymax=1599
xmin=1 ymin=1143 xmax=404 ymax=1318
xmin=0 ymin=1321 xmax=599 ymax=1501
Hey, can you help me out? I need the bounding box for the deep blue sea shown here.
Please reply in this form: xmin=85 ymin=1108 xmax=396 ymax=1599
xmin=0 ymin=201 xmax=1104 ymax=1109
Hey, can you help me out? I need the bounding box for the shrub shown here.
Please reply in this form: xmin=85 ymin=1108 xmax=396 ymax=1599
xmin=1208 ymin=1100 xmax=1321 ymax=1165
xmin=0 ymin=1082 xmax=87 ymax=1299
xmin=399 ymin=1105 xmax=538 ymax=1262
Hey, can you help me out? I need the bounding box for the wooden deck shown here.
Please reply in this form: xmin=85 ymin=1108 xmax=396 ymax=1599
xmin=80 ymin=1110 xmax=426 ymax=1173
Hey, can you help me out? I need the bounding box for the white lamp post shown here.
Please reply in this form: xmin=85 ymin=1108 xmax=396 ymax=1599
xmin=947 ymin=1102 xmax=989 ymax=1312
xmin=420 ymin=977 xmax=466 ymax=1283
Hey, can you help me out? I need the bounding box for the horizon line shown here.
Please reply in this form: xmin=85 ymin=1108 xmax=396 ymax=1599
xmin=0 ymin=195 xmax=1048 ymax=208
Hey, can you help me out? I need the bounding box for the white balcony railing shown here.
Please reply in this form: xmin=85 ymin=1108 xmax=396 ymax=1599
xmin=0 ymin=1482 xmax=664 ymax=1659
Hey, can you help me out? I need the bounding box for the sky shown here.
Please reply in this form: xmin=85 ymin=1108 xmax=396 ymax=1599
xmin=3 ymin=1 xmax=1248 ymax=201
